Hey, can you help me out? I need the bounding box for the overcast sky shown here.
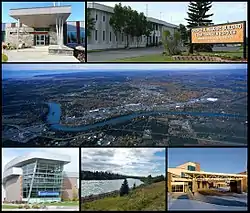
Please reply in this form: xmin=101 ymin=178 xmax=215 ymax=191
xmin=2 ymin=63 xmax=247 ymax=72
xmin=93 ymin=1 xmax=247 ymax=26
xmin=81 ymin=148 xmax=166 ymax=177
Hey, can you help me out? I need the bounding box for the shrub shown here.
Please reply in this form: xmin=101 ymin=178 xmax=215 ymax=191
xmin=162 ymin=30 xmax=181 ymax=56
xmin=120 ymin=178 xmax=129 ymax=196
xmin=24 ymin=204 xmax=30 ymax=209
xmin=32 ymin=204 xmax=40 ymax=209
xmin=18 ymin=205 xmax=23 ymax=209
xmin=2 ymin=53 xmax=8 ymax=62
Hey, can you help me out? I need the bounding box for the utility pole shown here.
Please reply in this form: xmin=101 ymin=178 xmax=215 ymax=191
xmin=160 ymin=12 xmax=162 ymax=20
xmin=146 ymin=4 xmax=148 ymax=17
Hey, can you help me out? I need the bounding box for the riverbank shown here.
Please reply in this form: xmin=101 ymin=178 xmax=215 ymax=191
xmin=81 ymin=181 xmax=166 ymax=211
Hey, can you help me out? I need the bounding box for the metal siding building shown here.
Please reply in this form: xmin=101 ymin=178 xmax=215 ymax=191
xmin=3 ymin=152 xmax=79 ymax=203
xmin=87 ymin=2 xmax=179 ymax=50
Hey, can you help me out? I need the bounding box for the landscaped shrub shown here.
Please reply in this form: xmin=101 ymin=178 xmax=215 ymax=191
xmin=24 ymin=204 xmax=30 ymax=209
xmin=32 ymin=204 xmax=40 ymax=209
xmin=2 ymin=53 xmax=8 ymax=62
xmin=18 ymin=205 xmax=23 ymax=209
xmin=162 ymin=30 xmax=181 ymax=56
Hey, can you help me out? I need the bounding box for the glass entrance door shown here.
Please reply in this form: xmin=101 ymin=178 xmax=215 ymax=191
xmin=36 ymin=34 xmax=46 ymax=46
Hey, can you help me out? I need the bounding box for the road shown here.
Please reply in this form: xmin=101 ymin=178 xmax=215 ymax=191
xmin=87 ymin=47 xmax=163 ymax=62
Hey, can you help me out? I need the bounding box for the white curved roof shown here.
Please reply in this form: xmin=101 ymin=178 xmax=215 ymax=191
xmin=4 ymin=152 xmax=71 ymax=172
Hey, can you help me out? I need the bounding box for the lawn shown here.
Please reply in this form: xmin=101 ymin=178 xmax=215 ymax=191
xmin=44 ymin=201 xmax=79 ymax=206
xmin=2 ymin=205 xmax=19 ymax=209
xmin=81 ymin=181 xmax=166 ymax=211
xmin=111 ymin=49 xmax=247 ymax=62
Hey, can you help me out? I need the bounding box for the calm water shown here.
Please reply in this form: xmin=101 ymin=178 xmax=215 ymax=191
xmin=46 ymin=102 xmax=246 ymax=132
xmin=81 ymin=178 xmax=144 ymax=197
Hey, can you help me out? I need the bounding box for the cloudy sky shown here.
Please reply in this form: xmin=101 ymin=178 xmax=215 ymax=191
xmin=81 ymin=148 xmax=166 ymax=177
xmin=94 ymin=1 xmax=247 ymax=26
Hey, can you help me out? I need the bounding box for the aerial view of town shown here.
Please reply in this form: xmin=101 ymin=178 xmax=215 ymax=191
xmin=2 ymin=64 xmax=247 ymax=147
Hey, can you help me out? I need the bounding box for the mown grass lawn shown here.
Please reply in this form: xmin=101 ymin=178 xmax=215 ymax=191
xmin=44 ymin=201 xmax=79 ymax=206
xmin=2 ymin=205 xmax=19 ymax=209
xmin=82 ymin=181 xmax=166 ymax=211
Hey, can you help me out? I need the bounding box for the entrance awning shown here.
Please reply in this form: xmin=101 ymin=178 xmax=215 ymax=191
xmin=9 ymin=6 xmax=71 ymax=28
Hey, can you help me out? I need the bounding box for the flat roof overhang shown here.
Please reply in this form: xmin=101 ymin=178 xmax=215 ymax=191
xmin=182 ymin=170 xmax=247 ymax=181
xmin=9 ymin=6 xmax=71 ymax=28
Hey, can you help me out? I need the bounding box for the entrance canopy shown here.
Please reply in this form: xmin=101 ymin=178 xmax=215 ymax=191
xmin=182 ymin=170 xmax=247 ymax=181
xmin=9 ymin=6 xmax=71 ymax=28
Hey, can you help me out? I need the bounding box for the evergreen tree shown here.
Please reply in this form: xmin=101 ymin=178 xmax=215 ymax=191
xmin=185 ymin=1 xmax=213 ymax=28
xmin=179 ymin=24 xmax=189 ymax=45
xmin=120 ymin=178 xmax=129 ymax=196
xmin=185 ymin=1 xmax=214 ymax=52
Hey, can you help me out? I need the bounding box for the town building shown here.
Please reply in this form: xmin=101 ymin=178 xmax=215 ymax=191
xmin=87 ymin=2 xmax=179 ymax=50
xmin=2 ymin=5 xmax=85 ymax=48
xmin=2 ymin=152 xmax=79 ymax=203
xmin=168 ymin=161 xmax=247 ymax=193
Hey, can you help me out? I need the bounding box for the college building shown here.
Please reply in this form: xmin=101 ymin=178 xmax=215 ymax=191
xmin=168 ymin=162 xmax=247 ymax=194
xmin=87 ymin=2 xmax=179 ymax=50
xmin=2 ymin=152 xmax=79 ymax=203
xmin=2 ymin=5 xmax=85 ymax=49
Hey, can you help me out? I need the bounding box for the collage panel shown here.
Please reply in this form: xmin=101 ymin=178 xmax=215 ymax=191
xmin=86 ymin=1 xmax=247 ymax=63
xmin=2 ymin=1 xmax=85 ymax=63
xmin=2 ymin=148 xmax=80 ymax=211
xmin=167 ymin=147 xmax=248 ymax=211
xmin=80 ymin=147 xmax=166 ymax=211
xmin=2 ymin=63 xmax=247 ymax=147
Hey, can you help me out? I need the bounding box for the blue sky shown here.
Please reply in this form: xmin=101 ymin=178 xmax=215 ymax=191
xmin=2 ymin=63 xmax=247 ymax=73
xmin=81 ymin=148 xmax=166 ymax=176
xmin=95 ymin=2 xmax=247 ymax=26
xmin=168 ymin=148 xmax=247 ymax=174
xmin=2 ymin=148 xmax=79 ymax=174
xmin=2 ymin=1 xmax=85 ymax=22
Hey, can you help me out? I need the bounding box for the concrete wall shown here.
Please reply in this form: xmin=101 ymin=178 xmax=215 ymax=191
xmin=62 ymin=177 xmax=79 ymax=200
xmin=4 ymin=176 xmax=22 ymax=201
xmin=5 ymin=24 xmax=34 ymax=47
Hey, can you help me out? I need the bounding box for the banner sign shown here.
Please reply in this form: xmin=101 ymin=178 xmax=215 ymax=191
xmin=38 ymin=191 xmax=60 ymax=196
xmin=191 ymin=21 xmax=245 ymax=44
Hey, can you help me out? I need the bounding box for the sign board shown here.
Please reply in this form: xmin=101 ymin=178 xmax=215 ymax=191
xmin=38 ymin=191 xmax=60 ymax=196
xmin=191 ymin=21 xmax=245 ymax=44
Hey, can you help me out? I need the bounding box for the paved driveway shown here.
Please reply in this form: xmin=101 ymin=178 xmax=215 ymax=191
xmin=4 ymin=46 xmax=79 ymax=62
xmin=87 ymin=47 xmax=164 ymax=62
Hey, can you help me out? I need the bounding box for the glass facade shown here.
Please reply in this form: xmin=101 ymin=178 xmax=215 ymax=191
xmin=22 ymin=160 xmax=64 ymax=200
xmin=172 ymin=185 xmax=184 ymax=192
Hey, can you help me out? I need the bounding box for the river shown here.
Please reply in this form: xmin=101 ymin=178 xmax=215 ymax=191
xmin=46 ymin=102 xmax=246 ymax=132
xmin=81 ymin=178 xmax=144 ymax=197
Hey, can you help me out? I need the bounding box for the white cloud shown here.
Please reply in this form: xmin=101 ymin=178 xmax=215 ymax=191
xmin=81 ymin=148 xmax=166 ymax=177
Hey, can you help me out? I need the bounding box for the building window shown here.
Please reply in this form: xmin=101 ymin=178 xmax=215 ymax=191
xmin=103 ymin=15 xmax=105 ymax=22
xmin=11 ymin=23 xmax=16 ymax=28
xmin=95 ymin=30 xmax=98 ymax=41
xmin=96 ymin=14 xmax=98 ymax=21
xmin=103 ymin=30 xmax=105 ymax=41
xmin=156 ymin=24 xmax=158 ymax=30
xmin=110 ymin=32 xmax=111 ymax=41
xmin=67 ymin=31 xmax=77 ymax=43
xmin=187 ymin=165 xmax=196 ymax=171
xmin=172 ymin=185 xmax=184 ymax=192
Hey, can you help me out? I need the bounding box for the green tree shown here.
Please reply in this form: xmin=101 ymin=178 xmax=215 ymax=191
xmin=179 ymin=24 xmax=188 ymax=45
xmin=86 ymin=9 xmax=96 ymax=37
xmin=120 ymin=178 xmax=129 ymax=196
xmin=110 ymin=3 xmax=126 ymax=47
xmin=144 ymin=21 xmax=154 ymax=46
xmin=185 ymin=1 xmax=214 ymax=52
xmin=162 ymin=30 xmax=181 ymax=56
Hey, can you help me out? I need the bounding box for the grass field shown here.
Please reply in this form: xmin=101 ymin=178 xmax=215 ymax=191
xmin=81 ymin=181 xmax=166 ymax=211
xmin=111 ymin=48 xmax=247 ymax=62
xmin=2 ymin=205 xmax=18 ymax=209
